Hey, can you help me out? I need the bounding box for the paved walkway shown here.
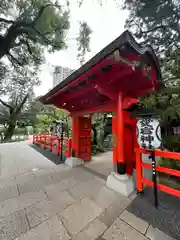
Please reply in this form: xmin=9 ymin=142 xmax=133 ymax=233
xmin=0 ymin=141 xmax=174 ymax=240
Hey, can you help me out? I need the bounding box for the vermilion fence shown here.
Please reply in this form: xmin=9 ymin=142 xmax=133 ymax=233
xmin=33 ymin=134 xmax=72 ymax=158
xmin=135 ymin=147 xmax=180 ymax=198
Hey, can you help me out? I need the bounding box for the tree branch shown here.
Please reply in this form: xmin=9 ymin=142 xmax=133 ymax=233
xmin=140 ymin=24 xmax=167 ymax=35
xmin=14 ymin=39 xmax=32 ymax=54
xmin=31 ymin=26 xmax=59 ymax=47
xmin=32 ymin=4 xmax=60 ymax=25
xmin=15 ymin=93 xmax=29 ymax=115
xmin=7 ymin=52 xmax=23 ymax=66
xmin=23 ymin=31 xmax=37 ymax=43
xmin=0 ymin=98 xmax=12 ymax=109
xmin=0 ymin=18 xmax=15 ymax=24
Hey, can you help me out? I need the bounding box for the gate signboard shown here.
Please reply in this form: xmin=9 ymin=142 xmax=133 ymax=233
xmin=136 ymin=117 xmax=162 ymax=208
xmin=137 ymin=118 xmax=161 ymax=150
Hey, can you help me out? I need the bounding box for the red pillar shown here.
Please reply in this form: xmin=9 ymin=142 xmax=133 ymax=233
xmin=72 ymin=115 xmax=79 ymax=157
xmin=71 ymin=115 xmax=91 ymax=160
xmin=116 ymin=92 xmax=126 ymax=174
xmin=112 ymin=114 xmax=117 ymax=167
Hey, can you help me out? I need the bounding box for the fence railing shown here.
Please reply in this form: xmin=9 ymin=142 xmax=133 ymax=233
xmin=135 ymin=147 xmax=180 ymax=198
xmin=33 ymin=134 xmax=72 ymax=158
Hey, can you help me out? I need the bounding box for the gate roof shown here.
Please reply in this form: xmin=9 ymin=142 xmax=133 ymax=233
xmin=39 ymin=30 xmax=162 ymax=114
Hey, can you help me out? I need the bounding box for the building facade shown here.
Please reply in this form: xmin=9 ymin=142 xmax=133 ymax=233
xmin=53 ymin=66 xmax=75 ymax=87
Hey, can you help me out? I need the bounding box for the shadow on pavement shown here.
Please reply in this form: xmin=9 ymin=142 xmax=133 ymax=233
xmin=29 ymin=144 xmax=66 ymax=165
xmin=127 ymin=187 xmax=180 ymax=240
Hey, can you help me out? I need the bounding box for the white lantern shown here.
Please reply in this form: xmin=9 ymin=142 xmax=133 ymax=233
xmin=136 ymin=118 xmax=162 ymax=150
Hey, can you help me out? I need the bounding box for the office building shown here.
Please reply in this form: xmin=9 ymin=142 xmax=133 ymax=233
xmin=53 ymin=66 xmax=75 ymax=87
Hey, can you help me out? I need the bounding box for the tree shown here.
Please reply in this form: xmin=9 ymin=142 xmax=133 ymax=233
xmin=120 ymin=0 xmax=180 ymax=152
xmin=0 ymin=0 xmax=70 ymax=67
xmin=0 ymin=66 xmax=40 ymax=139
xmin=122 ymin=0 xmax=180 ymax=80
xmin=91 ymin=112 xmax=112 ymax=153
xmin=122 ymin=1 xmax=180 ymax=51
xmin=76 ymin=21 xmax=92 ymax=65
xmin=36 ymin=105 xmax=70 ymax=137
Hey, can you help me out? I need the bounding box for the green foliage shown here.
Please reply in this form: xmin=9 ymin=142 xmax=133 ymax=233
xmin=122 ymin=0 xmax=180 ymax=81
xmin=0 ymin=66 xmax=39 ymax=139
xmin=91 ymin=112 xmax=112 ymax=154
xmin=159 ymin=158 xmax=180 ymax=171
xmin=14 ymin=127 xmax=26 ymax=135
xmin=35 ymin=104 xmax=71 ymax=136
xmin=76 ymin=21 xmax=92 ymax=65
xmin=0 ymin=0 xmax=70 ymax=67
xmin=120 ymin=0 xmax=180 ymax=147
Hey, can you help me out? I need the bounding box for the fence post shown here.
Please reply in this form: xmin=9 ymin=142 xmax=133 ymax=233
xmin=44 ymin=135 xmax=46 ymax=149
xmin=50 ymin=136 xmax=52 ymax=152
xmin=135 ymin=149 xmax=143 ymax=194
xmin=33 ymin=135 xmax=35 ymax=144
xmin=68 ymin=139 xmax=72 ymax=158
xmin=41 ymin=135 xmax=44 ymax=148
xmin=39 ymin=134 xmax=42 ymax=147
xmin=57 ymin=137 xmax=60 ymax=156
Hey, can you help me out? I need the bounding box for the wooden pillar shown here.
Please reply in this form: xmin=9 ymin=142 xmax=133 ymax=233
xmin=71 ymin=115 xmax=79 ymax=157
xmin=112 ymin=113 xmax=117 ymax=168
xmin=116 ymin=92 xmax=126 ymax=174
xmin=71 ymin=115 xmax=91 ymax=160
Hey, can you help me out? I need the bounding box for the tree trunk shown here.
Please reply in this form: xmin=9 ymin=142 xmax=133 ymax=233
xmin=4 ymin=123 xmax=16 ymax=140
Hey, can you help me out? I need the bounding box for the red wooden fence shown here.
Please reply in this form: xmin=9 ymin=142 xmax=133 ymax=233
xmin=135 ymin=148 xmax=180 ymax=198
xmin=33 ymin=134 xmax=72 ymax=158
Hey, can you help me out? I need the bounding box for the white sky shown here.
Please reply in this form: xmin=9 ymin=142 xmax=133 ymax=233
xmin=35 ymin=1 xmax=129 ymax=97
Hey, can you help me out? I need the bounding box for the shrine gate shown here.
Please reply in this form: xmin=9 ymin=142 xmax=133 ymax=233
xmin=39 ymin=30 xmax=162 ymax=196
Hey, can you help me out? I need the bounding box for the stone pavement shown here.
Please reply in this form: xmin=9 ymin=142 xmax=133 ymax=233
xmin=0 ymin=142 xmax=175 ymax=240
xmin=0 ymin=141 xmax=55 ymax=179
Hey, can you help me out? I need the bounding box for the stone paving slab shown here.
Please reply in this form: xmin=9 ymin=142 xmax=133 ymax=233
xmin=103 ymin=217 xmax=148 ymax=240
xmin=69 ymin=179 xmax=104 ymax=200
xmin=43 ymin=177 xmax=78 ymax=197
xmin=26 ymin=190 xmax=76 ymax=228
xmin=120 ymin=210 xmax=149 ymax=234
xmin=0 ymin=189 xmax=46 ymax=217
xmin=0 ymin=168 xmax=75 ymax=204
xmin=0 ymin=184 xmax=19 ymax=202
xmin=26 ymin=198 xmax=60 ymax=228
xmin=50 ymin=189 xmax=77 ymax=209
xmin=0 ymin=209 xmax=29 ymax=240
xmin=92 ymin=186 xmax=119 ymax=211
xmin=84 ymin=151 xmax=113 ymax=178
xmin=59 ymin=198 xmax=102 ymax=236
xmin=17 ymin=174 xmax=53 ymax=194
xmin=99 ymin=196 xmax=131 ymax=227
xmin=71 ymin=167 xmax=96 ymax=182
xmin=0 ymin=142 xmax=55 ymax=179
xmin=72 ymin=218 xmax=107 ymax=240
xmin=146 ymin=225 xmax=176 ymax=240
xmin=15 ymin=214 xmax=70 ymax=240
xmin=83 ymin=218 xmax=107 ymax=239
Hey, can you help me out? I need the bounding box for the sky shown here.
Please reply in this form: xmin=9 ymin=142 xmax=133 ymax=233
xmin=35 ymin=0 xmax=129 ymax=97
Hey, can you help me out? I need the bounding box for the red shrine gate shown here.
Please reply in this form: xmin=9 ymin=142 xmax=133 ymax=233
xmin=39 ymin=30 xmax=162 ymax=177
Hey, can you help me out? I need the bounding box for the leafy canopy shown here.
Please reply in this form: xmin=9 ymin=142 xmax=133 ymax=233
xmin=0 ymin=0 xmax=70 ymax=67
xmin=76 ymin=21 xmax=92 ymax=65
xmin=0 ymin=66 xmax=40 ymax=139
xmin=121 ymin=0 xmax=180 ymax=151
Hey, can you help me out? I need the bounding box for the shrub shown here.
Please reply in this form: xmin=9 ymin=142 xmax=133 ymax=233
xmin=14 ymin=128 xmax=26 ymax=135
xmin=159 ymin=157 xmax=180 ymax=170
